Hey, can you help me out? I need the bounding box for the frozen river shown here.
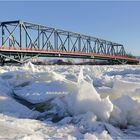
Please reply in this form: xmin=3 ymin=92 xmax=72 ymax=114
xmin=0 ymin=62 xmax=140 ymax=140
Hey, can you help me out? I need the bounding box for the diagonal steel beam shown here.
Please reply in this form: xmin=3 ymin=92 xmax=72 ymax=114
xmin=2 ymin=23 xmax=19 ymax=46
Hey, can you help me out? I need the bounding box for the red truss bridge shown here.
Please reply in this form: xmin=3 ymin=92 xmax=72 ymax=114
xmin=0 ymin=20 xmax=139 ymax=65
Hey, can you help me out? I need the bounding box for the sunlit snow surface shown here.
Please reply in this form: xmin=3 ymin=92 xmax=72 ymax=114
xmin=0 ymin=62 xmax=140 ymax=140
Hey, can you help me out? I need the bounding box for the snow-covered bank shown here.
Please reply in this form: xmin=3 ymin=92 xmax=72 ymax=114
xmin=0 ymin=63 xmax=140 ymax=139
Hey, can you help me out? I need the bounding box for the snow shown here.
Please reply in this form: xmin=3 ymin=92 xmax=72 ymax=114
xmin=0 ymin=63 xmax=140 ymax=139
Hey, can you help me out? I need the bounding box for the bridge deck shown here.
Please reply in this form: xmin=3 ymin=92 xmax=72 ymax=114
xmin=0 ymin=47 xmax=139 ymax=63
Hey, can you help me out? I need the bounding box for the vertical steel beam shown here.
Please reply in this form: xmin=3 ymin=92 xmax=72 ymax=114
xmin=68 ymin=33 xmax=70 ymax=51
xmin=25 ymin=31 xmax=28 ymax=48
xmin=78 ymin=35 xmax=81 ymax=52
xmin=38 ymin=25 xmax=40 ymax=49
xmin=2 ymin=25 xmax=4 ymax=46
xmin=116 ymin=46 xmax=118 ymax=56
xmin=20 ymin=23 xmax=22 ymax=49
xmin=42 ymin=31 xmax=44 ymax=49
xmin=54 ymin=31 xmax=58 ymax=50
xmin=87 ymin=38 xmax=90 ymax=53
xmin=104 ymin=43 xmax=107 ymax=54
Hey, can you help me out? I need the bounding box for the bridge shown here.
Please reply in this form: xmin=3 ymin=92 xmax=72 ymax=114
xmin=0 ymin=20 xmax=139 ymax=65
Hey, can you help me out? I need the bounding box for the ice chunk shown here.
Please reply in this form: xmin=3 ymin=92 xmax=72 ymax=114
xmin=110 ymin=95 xmax=140 ymax=126
xmin=53 ymin=77 xmax=113 ymax=121
xmin=14 ymin=80 xmax=77 ymax=104
xmin=66 ymin=79 xmax=113 ymax=121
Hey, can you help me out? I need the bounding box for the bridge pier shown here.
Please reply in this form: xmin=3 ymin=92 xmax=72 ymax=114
xmin=107 ymin=59 xmax=128 ymax=65
xmin=0 ymin=56 xmax=5 ymax=66
xmin=108 ymin=59 xmax=118 ymax=65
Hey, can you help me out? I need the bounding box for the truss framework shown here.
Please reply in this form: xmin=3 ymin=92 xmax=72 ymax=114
xmin=0 ymin=20 xmax=137 ymax=64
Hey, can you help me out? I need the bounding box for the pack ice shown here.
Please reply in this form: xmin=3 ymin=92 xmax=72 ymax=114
xmin=0 ymin=62 xmax=140 ymax=140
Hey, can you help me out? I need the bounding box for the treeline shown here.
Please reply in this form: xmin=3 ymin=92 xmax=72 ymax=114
xmin=125 ymin=53 xmax=136 ymax=58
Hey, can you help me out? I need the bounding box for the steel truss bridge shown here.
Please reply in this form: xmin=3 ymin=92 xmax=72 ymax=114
xmin=0 ymin=20 xmax=139 ymax=65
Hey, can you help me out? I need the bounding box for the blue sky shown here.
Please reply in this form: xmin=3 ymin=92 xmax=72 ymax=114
xmin=0 ymin=1 xmax=140 ymax=56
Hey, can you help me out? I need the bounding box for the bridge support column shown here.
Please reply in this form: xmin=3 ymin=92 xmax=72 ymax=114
xmin=0 ymin=56 xmax=5 ymax=66
xmin=108 ymin=59 xmax=116 ymax=65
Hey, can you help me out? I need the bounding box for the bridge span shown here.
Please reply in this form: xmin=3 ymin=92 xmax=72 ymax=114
xmin=0 ymin=20 xmax=139 ymax=65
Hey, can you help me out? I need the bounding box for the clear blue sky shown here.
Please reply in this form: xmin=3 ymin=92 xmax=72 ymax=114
xmin=0 ymin=1 xmax=140 ymax=56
